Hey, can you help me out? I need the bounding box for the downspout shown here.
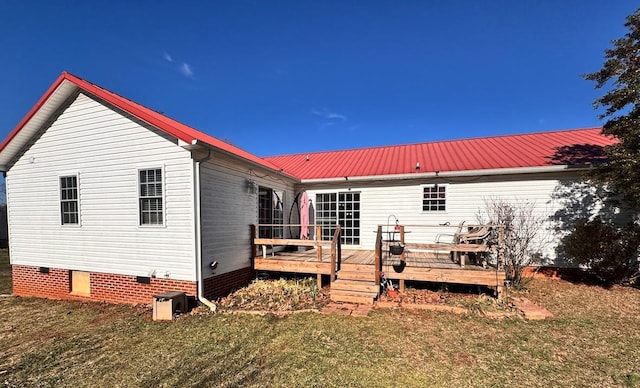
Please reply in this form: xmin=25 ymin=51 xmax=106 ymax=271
xmin=194 ymin=148 xmax=216 ymax=311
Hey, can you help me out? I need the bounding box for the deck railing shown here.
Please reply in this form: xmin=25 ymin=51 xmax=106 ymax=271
xmin=252 ymin=223 xmax=342 ymax=284
xmin=375 ymin=222 xmax=507 ymax=292
xmin=374 ymin=225 xmax=382 ymax=287
xmin=330 ymin=225 xmax=342 ymax=281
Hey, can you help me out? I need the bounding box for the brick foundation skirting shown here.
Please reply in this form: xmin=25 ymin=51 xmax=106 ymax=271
xmin=11 ymin=265 xmax=197 ymax=305
xmin=203 ymin=266 xmax=255 ymax=300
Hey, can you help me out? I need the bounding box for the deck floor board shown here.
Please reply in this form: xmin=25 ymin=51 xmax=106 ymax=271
xmin=255 ymin=249 xmax=496 ymax=272
xmin=254 ymin=247 xmax=505 ymax=293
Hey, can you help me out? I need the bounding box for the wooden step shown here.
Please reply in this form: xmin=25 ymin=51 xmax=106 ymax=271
xmin=340 ymin=263 xmax=376 ymax=273
xmin=330 ymin=289 xmax=378 ymax=304
xmin=331 ymin=279 xmax=379 ymax=293
xmin=337 ymin=270 xmax=376 ymax=281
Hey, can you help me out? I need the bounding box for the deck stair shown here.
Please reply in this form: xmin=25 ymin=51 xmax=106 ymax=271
xmin=330 ymin=263 xmax=379 ymax=304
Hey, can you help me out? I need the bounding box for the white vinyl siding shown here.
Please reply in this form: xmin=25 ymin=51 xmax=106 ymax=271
xmin=6 ymin=93 xmax=196 ymax=281
xmin=199 ymin=154 xmax=296 ymax=276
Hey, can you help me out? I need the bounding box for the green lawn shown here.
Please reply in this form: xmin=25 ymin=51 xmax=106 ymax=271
xmin=1 ymin=256 xmax=640 ymax=387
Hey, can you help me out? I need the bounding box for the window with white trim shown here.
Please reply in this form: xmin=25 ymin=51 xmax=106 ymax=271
xmin=422 ymin=184 xmax=446 ymax=211
xmin=139 ymin=168 xmax=163 ymax=225
xmin=60 ymin=175 xmax=79 ymax=225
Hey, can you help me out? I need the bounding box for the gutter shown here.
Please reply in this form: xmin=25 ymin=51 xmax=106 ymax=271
xmin=300 ymin=164 xmax=587 ymax=184
xmin=188 ymin=140 xmax=300 ymax=183
xmin=194 ymin=148 xmax=216 ymax=311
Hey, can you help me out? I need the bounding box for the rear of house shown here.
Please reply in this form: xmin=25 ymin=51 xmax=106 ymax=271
xmin=0 ymin=72 xmax=617 ymax=305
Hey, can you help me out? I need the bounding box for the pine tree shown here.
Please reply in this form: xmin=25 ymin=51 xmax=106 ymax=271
xmin=584 ymin=8 xmax=640 ymax=209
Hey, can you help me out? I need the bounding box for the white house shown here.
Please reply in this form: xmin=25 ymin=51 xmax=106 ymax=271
xmin=0 ymin=72 xmax=614 ymax=305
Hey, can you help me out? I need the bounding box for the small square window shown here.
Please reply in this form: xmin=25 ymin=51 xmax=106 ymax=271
xmin=422 ymin=185 xmax=446 ymax=212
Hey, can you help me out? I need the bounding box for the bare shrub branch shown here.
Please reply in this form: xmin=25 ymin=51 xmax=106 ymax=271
xmin=478 ymin=197 xmax=550 ymax=286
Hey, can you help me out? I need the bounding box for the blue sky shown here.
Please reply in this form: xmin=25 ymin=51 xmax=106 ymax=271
xmin=0 ymin=1 xmax=634 ymax=157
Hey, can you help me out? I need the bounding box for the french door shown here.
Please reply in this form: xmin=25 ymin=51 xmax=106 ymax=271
xmin=258 ymin=187 xmax=284 ymax=238
xmin=316 ymin=191 xmax=360 ymax=245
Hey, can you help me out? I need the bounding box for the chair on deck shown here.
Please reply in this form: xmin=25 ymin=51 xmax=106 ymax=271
xmin=435 ymin=221 xmax=466 ymax=244
xmin=455 ymin=223 xmax=494 ymax=245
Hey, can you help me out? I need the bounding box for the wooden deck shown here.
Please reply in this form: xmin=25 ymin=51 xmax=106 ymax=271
xmin=254 ymin=248 xmax=505 ymax=290
xmin=251 ymin=223 xmax=507 ymax=302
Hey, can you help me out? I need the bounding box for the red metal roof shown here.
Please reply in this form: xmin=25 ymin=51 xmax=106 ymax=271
xmin=0 ymin=72 xmax=285 ymax=174
xmin=264 ymin=128 xmax=615 ymax=180
xmin=1 ymin=72 xmax=616 ymax=182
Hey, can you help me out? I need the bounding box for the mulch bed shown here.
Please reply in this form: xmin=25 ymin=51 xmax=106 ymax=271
xmin=207 ymin=277 xmax=530 ymax=319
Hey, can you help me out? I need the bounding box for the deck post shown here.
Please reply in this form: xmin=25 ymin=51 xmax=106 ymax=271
xmin=330 ymin=242 xmax=336 ymax=282
xmin=330 ymin=224 xmax=341 ymax=282
xmin=400 ymin=225 xmax=406 ymax=261
xmin=374 ymin=225 xmax=382 ymax=287
xmin=250 ymin=224 xmax=257 ymax=266
xmin=399 ymin=225 xmax=406 ymax=292
xmin=337 ymin=232 xmax=342 ymax=271
xmin=316 ymin=225 xmax=323 ymax=288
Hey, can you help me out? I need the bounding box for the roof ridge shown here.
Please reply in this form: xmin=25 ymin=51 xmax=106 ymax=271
xmin=264 ymin=127 xmax=604 ymax=158
xmin=64 ymin=72 xmax=195 ymax=136
xmin=0 ymin=71 xmax=288 ymax=176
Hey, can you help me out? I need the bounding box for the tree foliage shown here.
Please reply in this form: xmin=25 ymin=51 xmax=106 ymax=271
xmin=560 ymin=217 xmax=640 ymax=286
xmin=584 ymin=8 xmax=640 ymax=208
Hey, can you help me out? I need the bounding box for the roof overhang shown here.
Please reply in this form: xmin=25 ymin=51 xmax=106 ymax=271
xmin=188 ymin=140 xmax=300 ymax=182
xmin=300 ymin=164 xmax=588 ymax=184
xmin=0 ymin=72 xmax=300 ymax=180
xmin=0 ymin=77 xmax=79 ymax=171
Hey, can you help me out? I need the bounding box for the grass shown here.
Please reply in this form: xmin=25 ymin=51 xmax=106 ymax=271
xmin=1 ymin=259 xmax=640 ymax=386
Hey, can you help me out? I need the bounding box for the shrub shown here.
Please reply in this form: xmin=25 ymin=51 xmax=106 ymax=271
xmin=561 ymin=217 xmax=640 ymax=286
xmin=480 ymin=197 xmax=550 ymax=287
